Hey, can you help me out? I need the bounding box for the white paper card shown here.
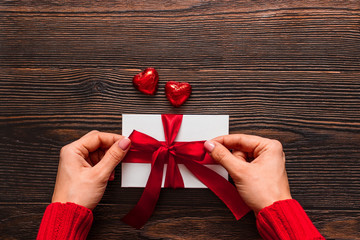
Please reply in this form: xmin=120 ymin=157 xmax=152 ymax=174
xmin=121 ymin=114 xmax=229 ymax=188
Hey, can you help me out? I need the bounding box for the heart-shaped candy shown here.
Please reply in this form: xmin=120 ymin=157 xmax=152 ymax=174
xmin=133 ymin=68 xmax=159 ymax=95
xmin=165 ymin=81 xmax=192 ymax=107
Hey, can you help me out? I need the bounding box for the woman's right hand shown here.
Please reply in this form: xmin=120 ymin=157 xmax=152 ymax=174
xmin=204 ymin=134 xmax=292 ymax=215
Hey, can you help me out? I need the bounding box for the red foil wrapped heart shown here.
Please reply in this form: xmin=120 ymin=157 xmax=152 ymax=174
xmin=165 ymin=81 xmax=192 ymax=107
xmin=133 ymin=68 xmax=159 ymax=95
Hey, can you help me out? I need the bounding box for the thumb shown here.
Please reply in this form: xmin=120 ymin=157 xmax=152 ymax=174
xmin=204 ymin=140 xmax=247 ymax=177
xmin=95 ymin=137 xmax=131 ymax=177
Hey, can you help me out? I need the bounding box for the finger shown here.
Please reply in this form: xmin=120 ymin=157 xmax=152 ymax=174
xmin=90 ymin=150 xmax=114 ymax=180
xmin=204 ymin=140 xmax=247 ymax=177
xmin=212 ymin=134 xmax=271 ymax=158
xmin=94 ymin=137 xmax=131 ymax=177
xmin=88 ymin=152 xmax=98 ymax=166
xmin=232 ymin=150 xmax=247 ymax=162
xmin=73 ymin=131 xmax=123 ymax=158
xmin=89 ymin=149 xmax=105 ymax=166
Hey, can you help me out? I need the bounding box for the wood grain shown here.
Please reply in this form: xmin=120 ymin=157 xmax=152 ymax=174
xmin=0 ymin=204 xmax=359 ymax=240
xmin=1 ymin=6 xmax=359 ymax=70
xmin=1 ymin=0 xmax=359 ymax=239
xmin=1 ymin=68 xmax=360 ymax=117
xmin=0 ymin=68 xmax=359 ymax=210
xmin=2 ymin=0 xmax=360 ymax=13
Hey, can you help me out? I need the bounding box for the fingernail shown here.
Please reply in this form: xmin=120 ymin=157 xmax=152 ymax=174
xmin=204 ymin=140 xmax=215 ymax=153
xmin=118 ymin=137 xmax=131 ymax=150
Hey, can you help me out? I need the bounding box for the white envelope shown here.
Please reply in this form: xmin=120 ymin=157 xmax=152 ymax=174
xmin=121 ymin=114 xmax=229 ymax=188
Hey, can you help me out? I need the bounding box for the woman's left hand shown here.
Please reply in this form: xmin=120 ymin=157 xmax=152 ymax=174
xmin=52 ymin=130 xmax=131 ymax=210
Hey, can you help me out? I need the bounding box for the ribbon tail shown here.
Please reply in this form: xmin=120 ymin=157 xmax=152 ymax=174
xmin=122 ymin=149 xmax=165 ymax=229
xmin=180 ymin=158 xmax=251 ymax=220
xmin=165 ymin=154 xmax=184 ymax=189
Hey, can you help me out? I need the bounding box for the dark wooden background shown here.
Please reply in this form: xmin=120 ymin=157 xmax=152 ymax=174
xmin=1 ymin=0 xmax=359 ymax=239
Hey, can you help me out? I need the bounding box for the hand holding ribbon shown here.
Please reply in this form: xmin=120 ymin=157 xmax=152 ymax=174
xmin=122 ymin=114 xmax=250 ymax=229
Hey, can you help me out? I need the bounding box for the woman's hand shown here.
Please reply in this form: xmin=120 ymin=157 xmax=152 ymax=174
xmin=204 ymin=134 xmax=291 ymax=215
xmin=52 ymin=130 xmax=131 ymax=210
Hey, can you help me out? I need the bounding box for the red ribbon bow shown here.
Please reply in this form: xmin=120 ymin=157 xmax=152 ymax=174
xmin=122 ymin=114 xmax=250 ymax=229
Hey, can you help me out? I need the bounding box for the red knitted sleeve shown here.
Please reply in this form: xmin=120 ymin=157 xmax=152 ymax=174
xmin=37 ymin=202 xmax=93 ymax=240
xmin=256 ymin=199 xmax=325 ymax=240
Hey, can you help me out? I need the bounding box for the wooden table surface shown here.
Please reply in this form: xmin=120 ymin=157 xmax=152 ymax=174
xmin=1 ymin=1 xmax=359 ymax=239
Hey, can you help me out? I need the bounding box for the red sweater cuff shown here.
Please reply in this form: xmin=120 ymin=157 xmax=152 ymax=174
xmin=37 ymin=202 xmax=93 ymax=240
xmin=256 ymin=199 xmax=325 ymax=240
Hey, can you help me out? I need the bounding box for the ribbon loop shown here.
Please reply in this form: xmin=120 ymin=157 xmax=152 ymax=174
xmin=162 ymin=114 xmax=183 ymax=145
xmin=122 ymin=114 xmax=250 ymax=229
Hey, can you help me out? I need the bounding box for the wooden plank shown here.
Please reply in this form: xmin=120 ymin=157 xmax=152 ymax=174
xmin=1 ymin=68 xmax=360 ymax=117
xmin=1 ymin=8 xmax=359 ymax=70
xmin=0 ymin=204 xmax=359 ymax=239
xmin=1 ymin=0 xmax=359 ymax=14
xmin=0 ymin=68 xmax=359 ymax=209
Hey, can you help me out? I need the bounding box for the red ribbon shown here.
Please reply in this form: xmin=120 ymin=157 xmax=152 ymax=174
xmin=122 ymin=114 xmax=250 ymax=229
